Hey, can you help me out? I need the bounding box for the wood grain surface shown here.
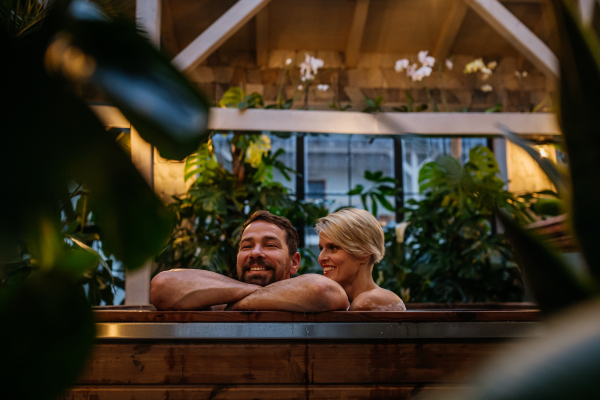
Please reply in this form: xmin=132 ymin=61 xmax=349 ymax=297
xmin=62 ymin=384 xmax=467 ymax=400
xmin=77 ymin=341 xmax=502 ymax=385
xmin=93 ymin=309 xmax=540 ymax=323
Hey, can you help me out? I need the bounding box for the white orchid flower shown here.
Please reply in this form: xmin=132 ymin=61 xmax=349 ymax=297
xmin=407 ymin=63 xmax=418 ymax=77
xmin=299 ymin=53 xmax=324 ymax=82
xmin=481 ymin=84 xmax=493 ymax=92
xmin=411 ymin=65 xmax=432 ymax=81
xmin=424 ymin=55 xmax=435 ymax=67
xmin=445 ymin=59 xmax=453 ymax=70
xmin=310 ymin=57 xmax=324 ymax=73
xmin=418 ymin=50 xmax=429 ymax=65
xmin=317 ymin=84 xmax=329 ymax=91
xmin=395 ymin=59 xmax=410 ymax=73
xmin=487 ymin=61 xmax=497 ymax=70
xmin=297 ymin=85 xmax=303 ymax=90
xmin=285 ymin=58 xmax=292 ymax=65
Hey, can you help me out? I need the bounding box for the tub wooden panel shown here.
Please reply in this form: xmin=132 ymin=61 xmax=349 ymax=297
xmin=63 ymin=307 xmax=540 ymax=400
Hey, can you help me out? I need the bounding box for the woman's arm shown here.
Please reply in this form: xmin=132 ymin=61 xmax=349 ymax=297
xmin=226 ymin=274 xmax=349 ymax=312
xmin=150 ymin=269 xmax=261 ymax=310
xmin=349 ymin=288 xmax=406 ymax=311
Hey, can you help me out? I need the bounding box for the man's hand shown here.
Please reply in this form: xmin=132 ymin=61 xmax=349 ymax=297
xmin=151 ymin=269 xmax=261 ymax=310
xmin=226 ymin=274 xmax=349 ymax=312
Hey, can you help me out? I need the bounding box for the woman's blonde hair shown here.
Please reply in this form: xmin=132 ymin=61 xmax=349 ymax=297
xmin=315 ymin=208 xmax=385 ymax=265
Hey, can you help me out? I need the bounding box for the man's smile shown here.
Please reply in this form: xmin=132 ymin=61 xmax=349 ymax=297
xmin=247 ymin=266 xmax=271 ymax=272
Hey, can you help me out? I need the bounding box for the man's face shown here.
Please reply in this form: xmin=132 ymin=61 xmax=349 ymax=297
xmin=237 ymin=221 xmax=299 ymax=286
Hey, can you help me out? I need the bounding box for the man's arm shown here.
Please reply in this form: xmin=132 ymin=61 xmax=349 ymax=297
xmin=150 ymin=269 xmax=261 ymax=310
xmin=225 ymin=274 xmax=349 ymax=312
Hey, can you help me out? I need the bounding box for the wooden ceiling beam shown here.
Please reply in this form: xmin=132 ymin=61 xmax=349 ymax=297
xmin=255 ymin=7 xmax=269 ymax=68
xmin=432 ymin=0 xmax=469 ymax=62
xmin=579 ymin=0 xmax=595 ymax=26
xmin=136 ymin=0 xmax=161 ymax=48
xmin=345 ymin=0 xmax=370 ymax=68
xmin=173 ymin=0 xmax=271 ymax=73
xmin=463 ymin=0 xmax=559 ymax=78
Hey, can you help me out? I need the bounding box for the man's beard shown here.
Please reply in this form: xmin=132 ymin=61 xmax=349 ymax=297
xmin=239 ymin=258 xmax=278 ymax=287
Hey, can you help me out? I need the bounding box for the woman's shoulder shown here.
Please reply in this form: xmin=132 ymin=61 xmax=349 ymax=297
xmin=349 ymin=287 xmax=406 ymax=311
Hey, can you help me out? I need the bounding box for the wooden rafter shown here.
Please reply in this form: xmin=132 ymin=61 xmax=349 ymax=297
xmin=255 ymin=7 xmax=269 ymax=68
xmin=136 ymin=0 xmax=161 ymax=48
xmin=345 ymin=0 xmax=370 ymax=68
xmin=90 ymin=106 xmax=560 ymax=137
xmin=579 ymin=0 xmax=595 ymax=25
xmin=126 ymin=0 xmax=162 ymax=306
xmin=173 ymin=0 xmax=271 ymax=73
xmin=432 ymin=0 xmax=469 ymax=62
xmin=463 ymin=0 xmax=559 ymax=78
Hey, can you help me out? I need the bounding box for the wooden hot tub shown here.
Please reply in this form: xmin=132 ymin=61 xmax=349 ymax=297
xmin=63 ymin=304 xmax=540 ymax=399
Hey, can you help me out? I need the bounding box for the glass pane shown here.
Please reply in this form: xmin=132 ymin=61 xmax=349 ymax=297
xmin=402 ymin=137 xmax=490 ymax=202
xmin=306 ymin=134 xmax=395 ymax=216
xmin=212 ymin=133 xmax=233 ymax=172
xmin=402 ymin=137 xmax=447 ymax=202
xmin=268 ymin=134 xmax=296 ymax=193
xmin=306 ymin=135 xmax=351 ymax=202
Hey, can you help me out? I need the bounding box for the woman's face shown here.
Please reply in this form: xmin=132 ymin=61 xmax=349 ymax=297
xmin=318 ymin=233 xmax=366 ymax=285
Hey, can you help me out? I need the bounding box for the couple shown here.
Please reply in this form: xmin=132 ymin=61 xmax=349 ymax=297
xmin=151 ymin=208 xmax=405 ymax=311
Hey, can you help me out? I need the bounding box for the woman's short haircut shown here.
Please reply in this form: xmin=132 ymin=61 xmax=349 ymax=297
xmin=315 ymin=208 xmax=385 ymax=265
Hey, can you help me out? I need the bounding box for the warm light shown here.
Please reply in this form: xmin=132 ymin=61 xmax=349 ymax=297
xmin=540 ymin=148 xmax=548 ymax=158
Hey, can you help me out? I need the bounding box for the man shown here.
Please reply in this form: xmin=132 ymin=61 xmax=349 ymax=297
xmin=151 ymin=211 xmax=349 ymax=311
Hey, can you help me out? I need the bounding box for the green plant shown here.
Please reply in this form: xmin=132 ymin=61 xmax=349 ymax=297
xmin=156 ymin=130 xmax=329 ymax=277
xmin=219 ymin=86 xmax=264 ymax=110
xmin=362 ymin=95 xmax=385 ymax=113
xmin=0 ymin=1 xmax=209 ymax=398
xmin=393 ymin=90 xmax=428 ymax=112
xmin=376 ymin=146 xmax=533 ymax=303
xmin=427 ymin=1 xmax=600 ymax=398
xmin=347 ymin=170 xmax=399 ymax=218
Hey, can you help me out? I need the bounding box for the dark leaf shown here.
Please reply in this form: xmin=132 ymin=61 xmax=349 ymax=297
xmin=371 ymin=194 xmax=379 ymax=217
xmin=499 ymin=211 xmax=595 ymax=315
xmin=553 ymin=0 xmax=600 ymax=280
xmin=0 ymin=270 xmax=95 ymax=400
xmin=53 ymin=1 xmax=210 ymax=160
xmin=348 ymin=184 xmax=364 ymax=196
xmin=375 ymin=193 xmax=395 ymax=212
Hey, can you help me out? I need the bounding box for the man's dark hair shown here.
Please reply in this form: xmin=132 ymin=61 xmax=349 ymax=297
xmin=239 ymin=211 xmax=299 ymax=255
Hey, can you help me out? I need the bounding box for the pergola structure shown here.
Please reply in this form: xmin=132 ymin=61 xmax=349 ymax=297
xmin=100 ymin=0 xmax=593 ymax=304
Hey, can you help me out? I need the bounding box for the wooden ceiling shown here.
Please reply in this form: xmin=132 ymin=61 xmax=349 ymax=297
xmin=161 ymin=0 xmax=556 ymax=64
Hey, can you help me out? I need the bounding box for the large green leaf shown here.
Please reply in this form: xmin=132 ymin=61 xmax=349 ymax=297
xmin=553 ymin=0 xmax=600 ymax=281
xmin=0 ymin=270 xmax=96 ymax=400
xmin=498 ymin=211 xmax=595 ymax=314
xmin=48 ymin=0 xmax=210 ymax=161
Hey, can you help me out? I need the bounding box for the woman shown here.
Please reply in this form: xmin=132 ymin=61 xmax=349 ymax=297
xmin=315 ymin=208 xmax=406 ymax=311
